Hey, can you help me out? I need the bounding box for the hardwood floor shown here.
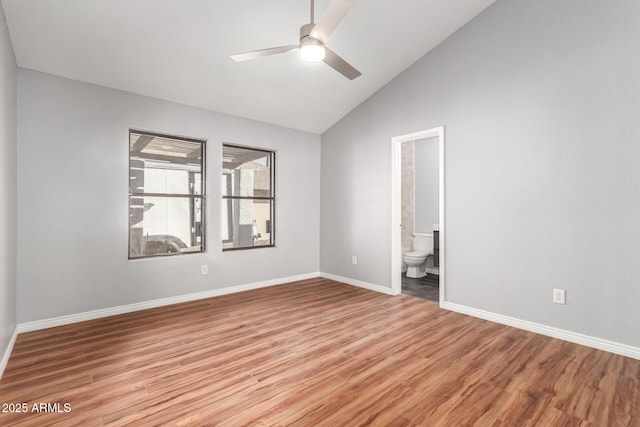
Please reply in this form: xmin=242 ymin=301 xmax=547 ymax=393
xmin=1 ymin=278 xmax=639 ymax=426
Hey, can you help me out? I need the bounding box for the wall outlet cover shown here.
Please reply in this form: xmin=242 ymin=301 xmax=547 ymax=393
xmin=553 ymin=288 xmax=566 ymax=305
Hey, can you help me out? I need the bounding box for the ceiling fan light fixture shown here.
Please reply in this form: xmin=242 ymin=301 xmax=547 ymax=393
xmin=299 ymin=37 xmax=326 ymax=62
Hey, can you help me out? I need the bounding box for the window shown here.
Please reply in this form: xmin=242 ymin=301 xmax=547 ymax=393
xmin=129 ymin=130 xmax=206 ymax=258
xmin=222 ymin=144 xmax=275 ymax=250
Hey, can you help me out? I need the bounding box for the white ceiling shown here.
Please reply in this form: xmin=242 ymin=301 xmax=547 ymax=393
xmin=1 ymin=0 xmax=495 ymax=134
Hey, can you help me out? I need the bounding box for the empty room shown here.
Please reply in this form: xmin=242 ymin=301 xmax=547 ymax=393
xmin=1 ymin=0 xmax=639 ymax=425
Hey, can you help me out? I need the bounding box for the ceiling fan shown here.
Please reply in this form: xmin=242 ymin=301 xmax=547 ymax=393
xmin=230 ymin=0 xmax=361 ymax=80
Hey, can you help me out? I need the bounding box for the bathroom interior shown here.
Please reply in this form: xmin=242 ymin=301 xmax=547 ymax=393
xmin=401 ymin=137 xmax=439 ymax=302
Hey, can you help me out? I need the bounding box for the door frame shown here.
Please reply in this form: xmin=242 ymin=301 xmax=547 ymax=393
xmin=391 ymin=126 xmax=445 ymax=305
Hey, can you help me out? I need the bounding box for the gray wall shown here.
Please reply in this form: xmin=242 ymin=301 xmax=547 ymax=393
xmin=0 ymin=3 xmax=17 ymax=361
xmin=414 ymin=137 xmax=439 ymax=234
xmin=17 ymin=70 xmax=320 ymax=323
xmin=321 ymin=0 xmax=640 ymax=347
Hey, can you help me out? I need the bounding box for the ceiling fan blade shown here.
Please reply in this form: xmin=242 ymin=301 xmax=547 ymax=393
xmin=311 ymin=0 xmax=357 ymax=43
xmin=323 ymin=47 xmax=361 ymax=80
xmin=230 ymin=45 xmax=298 ymax=62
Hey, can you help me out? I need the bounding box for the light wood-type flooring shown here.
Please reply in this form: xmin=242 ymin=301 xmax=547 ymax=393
xmin=1 ymin=278 xmax=639 ymax=426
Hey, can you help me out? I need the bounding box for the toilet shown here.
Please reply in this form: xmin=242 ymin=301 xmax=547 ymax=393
xmin=403 ymin=232 xmax=433 ymax=279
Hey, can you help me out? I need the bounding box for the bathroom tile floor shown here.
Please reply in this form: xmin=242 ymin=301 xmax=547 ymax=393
xmin=401 ymin=273 xmax=439 ymax=302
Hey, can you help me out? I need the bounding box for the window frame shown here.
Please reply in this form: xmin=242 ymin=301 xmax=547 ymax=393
xmin=128 ymin=129 xmax=207 ymax=259
xmin=222 ymin=143 xmax=276 ymax=251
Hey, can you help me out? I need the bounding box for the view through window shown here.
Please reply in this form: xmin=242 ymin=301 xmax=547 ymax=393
xmin=129 ymin=130 xmax=206 ymax=258
xmin=222 ymin=144 xmax=275 ymax=250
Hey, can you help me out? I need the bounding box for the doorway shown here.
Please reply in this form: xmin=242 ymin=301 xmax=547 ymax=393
xmin=391 ymin=127 xmax=445 ymax=305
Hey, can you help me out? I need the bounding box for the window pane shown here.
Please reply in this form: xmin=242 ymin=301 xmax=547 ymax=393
xmin=129 ymin=196 xmax=204 ymax=257
xmin=222 ymin=145 xmax=271 ymax=197
xmin=222 ymin=198 xmax=273 ymax=250
xmin=130 ymin=132 xmax=203 ymax=195
xmin=222 ymin=144 xmax=274 ymax=251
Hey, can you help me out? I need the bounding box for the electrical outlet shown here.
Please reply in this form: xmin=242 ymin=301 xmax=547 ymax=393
xmin=553 ymin=288 xmax=566 ymax=304
xmin=352 ymin=256 xmax=357 ymax=265
xmin=201 ymin=265 xmax=208 ymax=275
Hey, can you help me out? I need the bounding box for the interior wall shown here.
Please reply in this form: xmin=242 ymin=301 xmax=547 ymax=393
xmin=414 ymin=137 xmax=439 ymax=234
xmin=0 ymin=4 xmax=17 ymax=363
xmin=320 ymin=0 xmax=640 ymax=347
xmin=17 ymin=69 xmax=321 ymax=323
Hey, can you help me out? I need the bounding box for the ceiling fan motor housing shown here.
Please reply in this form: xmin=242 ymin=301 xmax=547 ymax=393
xmin=300 ymin=23 xmax=323 ymax=46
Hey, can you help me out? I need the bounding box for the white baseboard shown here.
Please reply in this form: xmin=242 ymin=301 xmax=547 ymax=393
xmin=0 ymin=326 xmax=18 ymax=380
xmin=320 ymin=272 xmax=395 ymax=296
xmin=424 ymin=266 xmax=440 ymax=275
xmin=17 ymin=272 xmax=321 ymax=334
xmin=442 ymin=302 xmax=640 ymax=361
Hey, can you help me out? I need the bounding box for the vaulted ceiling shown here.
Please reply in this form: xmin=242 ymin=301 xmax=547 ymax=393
xmin=2 ymin=0 xmax=495 ymax=133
